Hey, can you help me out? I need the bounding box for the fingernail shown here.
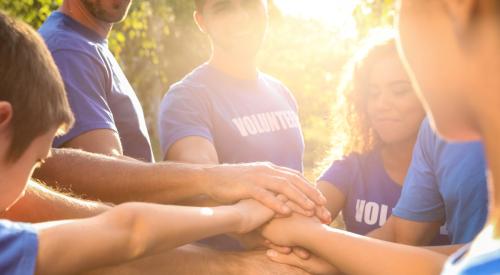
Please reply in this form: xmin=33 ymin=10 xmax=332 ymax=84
xmin=267 ymin=250 xmax=278 ymax=257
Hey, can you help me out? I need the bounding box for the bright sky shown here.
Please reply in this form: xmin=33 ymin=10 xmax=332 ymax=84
xmin=273 ymin=0 xmax=362 ymax=38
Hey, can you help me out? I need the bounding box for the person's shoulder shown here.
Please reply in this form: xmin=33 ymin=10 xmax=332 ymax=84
xmin=328 ymin=151 xmax=366 ymax=171
xmin=166 ymin=66 xmax=213 ymax=96
xmin=39 ymin=16 xmax=103 ymax=59
xmin=259 ymin=73 xmax=291 ymax=91
xmin=43 ymin=31 xmax=101 ymax=57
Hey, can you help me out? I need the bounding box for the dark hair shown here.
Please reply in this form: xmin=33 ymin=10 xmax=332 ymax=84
xmin=318 ymin=31 xmax=398 ymax=172
xmin=0 ymin=11 xmax=74 ymax=161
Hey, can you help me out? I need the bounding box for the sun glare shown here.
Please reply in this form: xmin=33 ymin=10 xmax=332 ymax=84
xmin=273 ymin=0 xmax=361 ymax=39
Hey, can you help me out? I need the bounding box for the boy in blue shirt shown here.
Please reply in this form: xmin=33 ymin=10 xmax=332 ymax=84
xmin=383 ymin=119 xmax=487 ymax=246
xmin=0 ymin=10 xmax=279 ymax=274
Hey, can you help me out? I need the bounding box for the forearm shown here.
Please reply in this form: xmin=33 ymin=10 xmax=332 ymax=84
xmin=424 ymin=244 xmax=464 ymax=256
xmin=366 ymin=226 xmax=396 ymax=242
xmin=34 ymin=148 xmax=212 ymax=204
xmin=115 ymin=203 xmax=242 ymax=255
xmin=301 ymin=225 xmax=446 ymax=275
xmin=0 ymin=180 xmax=110 ymax=222
xmin=36 ymin=203 xmax=245 ymax=274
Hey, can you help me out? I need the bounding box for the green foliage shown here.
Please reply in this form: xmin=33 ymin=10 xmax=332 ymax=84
xmin=0 ymin=0 xmax=61 ymax=28
xmin=0 ymin=0 xmax=395 ymax=179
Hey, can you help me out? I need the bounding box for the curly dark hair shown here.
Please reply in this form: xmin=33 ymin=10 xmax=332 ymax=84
xmin=320 ymin=33 xmax=398 ymax=168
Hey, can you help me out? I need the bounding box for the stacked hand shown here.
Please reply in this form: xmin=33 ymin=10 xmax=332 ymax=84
xmin=208 ymin=162 xmax=332 ymax=223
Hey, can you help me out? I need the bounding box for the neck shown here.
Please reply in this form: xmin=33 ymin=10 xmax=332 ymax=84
xmin=382 ymin=135 xmax=417 ymax=169
xmin=208 ymin=46 xmax=258 ymax=80
xmin=380 ymin=135 xmax=417 ymax=185
xmin=60 ymin=1 xmax=112 ymax=38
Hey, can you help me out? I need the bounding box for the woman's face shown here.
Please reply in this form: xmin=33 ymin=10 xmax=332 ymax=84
xmin=396 ymin=0 xmax=486 ymax=141
xmin=365 ymin=53 xmax=425 ymax=146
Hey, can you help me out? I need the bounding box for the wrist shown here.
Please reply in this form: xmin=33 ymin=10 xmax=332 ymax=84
xmin=198 ymin=164 xmax=221 ymax=198
xmin=215 ymin=204 xmax=242 ymax=234
xmin=296 ymin=223 xmax=329 ymax=249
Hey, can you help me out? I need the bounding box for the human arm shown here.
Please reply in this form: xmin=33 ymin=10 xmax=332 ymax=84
xmin=34 ymin=199 xmax=274 ymax=275
xmin=261 ymin=215 xmax=447 ymax=275
xmin=317 ymin=180 xmax=346 ymax=220
xmin=367 ymin=215 xmax=442 ymax=245
xmin=34 ymin=148 xmax=331 ymax=220
xmin=0 ymin=179 xmax=110 ymax=222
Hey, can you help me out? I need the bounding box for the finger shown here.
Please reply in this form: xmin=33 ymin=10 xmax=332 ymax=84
xmin=250 ymin=187 xmax=291 ymax=215
xmin=266 ymin=242 xmax=293 ymax=254
xmin=264 ymin=176 xmax=316 ymax=210
xmin=276 ymin=194 xmax=288 ymax=203
xmin=266 ymin=249 xmax=303 ymax=267
xmin=269 ymin=165 xmax=328 ymax=206
xmin=286 ymin=200 xmax=315 ymax=217
xmin=293 ymin=247 xmax=311 ymax=260
xmin=315 ymin=205 xmax=332 ymax=224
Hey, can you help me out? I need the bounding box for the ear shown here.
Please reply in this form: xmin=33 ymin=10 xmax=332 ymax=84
xmin=0 ymin=102 xmax=13 ymax=132
xmin=194 ymin=10 xmax=208 ymax=34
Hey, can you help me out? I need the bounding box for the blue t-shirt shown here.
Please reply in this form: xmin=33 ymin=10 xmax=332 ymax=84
xmin=0 ymin=220 xmax=38 ymax=275
xmin=319 ymin=149 xmax=449 ymax=244
xmin=393 ymin=119 xmax=488 ymax=244
xmin=442 ymin=244 xmax=500 ymax=275
xmin=158 ymin=64 xmax=304 ymax=172
xmin=158 ymin=64 xmax=304 ymax=250
xmin=39 ymin=12 xmax=154 ymax=162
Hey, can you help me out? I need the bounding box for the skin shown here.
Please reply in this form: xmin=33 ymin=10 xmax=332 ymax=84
xmin=0 ymin=103 xmax=278 ymax=274
xmin=318 ymin=52 xmax=425 ymax=223
xmin=35 ymin=0 xmax=331 ymax=221
xmin=397 ymin=0 xmax=500 ymax=263
xmin=286 ymin=50 xmax=428 ymax=275
xmin=166 ymin=0 xmax=269 ymax=163
xmin=167 ymin=0 xmax=331 ymax=247
xmin=259 ymin=0 xmax=500 ymax=274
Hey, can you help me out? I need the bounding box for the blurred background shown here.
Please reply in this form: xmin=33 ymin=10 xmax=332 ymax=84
xmin=0 ymin=0 xmax=395 ymax=179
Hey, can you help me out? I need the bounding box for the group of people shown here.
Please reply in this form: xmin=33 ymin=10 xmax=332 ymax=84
xmin=0 ymin=0 xmax=498 ymax=274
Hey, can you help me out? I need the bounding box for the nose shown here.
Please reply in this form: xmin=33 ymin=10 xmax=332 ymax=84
xmin=373 ymin=91 xmax=393 ymax=112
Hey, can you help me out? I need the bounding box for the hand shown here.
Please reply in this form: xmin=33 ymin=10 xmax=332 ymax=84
xmin=266 ymin=248 xmax=339 ymax=275
xmin=206 ymin=162 xmax=331 ymax=222
xmin=261 ymin=213 xmax=323 ymax=247
xmin=232 ymin=199 xmax=275 ymax=234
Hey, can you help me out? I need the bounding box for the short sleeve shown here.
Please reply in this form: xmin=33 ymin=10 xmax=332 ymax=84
xmin=0 ymin=220 xmax=38 ymax=275
xmin=157 ymin=84 xmax=214 ymax=157
xmin=52 ymin=49 xmax=117 ymax=147
xmin=317 ymin=155 xmax=356 ymax=196
xmin=392 ymin=120 xmax=445 ymax=222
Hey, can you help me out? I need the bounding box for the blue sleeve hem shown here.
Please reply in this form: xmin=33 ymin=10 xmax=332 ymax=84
xmin=391 ymin=208 xmax=444 ymax=222
xmin=54 ymin=121 xmax=118 ymax=147
xmin=160 ymin=128 xmax=214 ymax=157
